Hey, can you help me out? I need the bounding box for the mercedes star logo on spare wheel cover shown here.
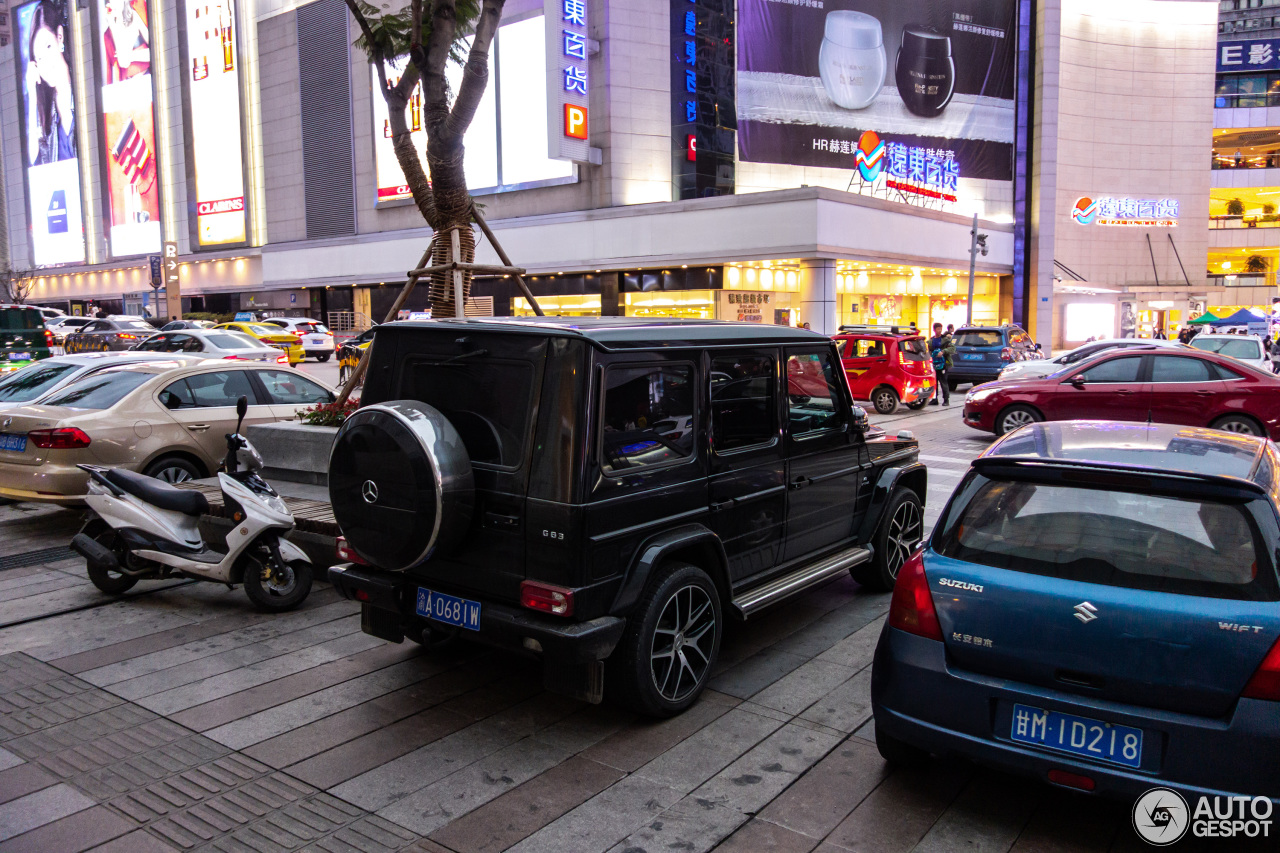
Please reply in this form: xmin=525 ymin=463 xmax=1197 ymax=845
xmin=361 ymin=480 xmax=379 ymax=504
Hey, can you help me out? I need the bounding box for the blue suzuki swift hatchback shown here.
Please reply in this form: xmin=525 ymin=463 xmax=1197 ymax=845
xmin=872 ymin=421 xmax=1280 ymax=802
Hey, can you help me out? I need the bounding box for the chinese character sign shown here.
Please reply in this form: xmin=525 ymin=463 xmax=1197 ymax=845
xmin=546 ymin=0 xmax=591 ymax=162
xmin=879 ymin=138 xmax=959 ymax=201
xmin=1218 ymin=39 xmax=1280 ymax=73
xmin=1071 ymin=196 xmax=1179 ymax=227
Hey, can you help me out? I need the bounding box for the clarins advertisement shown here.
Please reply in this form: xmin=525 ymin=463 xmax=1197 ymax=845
xmin=93 ymin=0 xmax=161 ymax=257
xmin=14 ymin=0 xmax=87 ymax=265
xmin=183 ymin=0 xmax=247 ymax=245
xmin=371 ymin=56 xmax=429 ymax=203
xmin=737 ymin=0 xmax=1017 ymax=182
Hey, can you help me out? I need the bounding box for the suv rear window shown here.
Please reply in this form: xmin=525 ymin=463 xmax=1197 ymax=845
xmin=0 ymin=308 xmax=43 ymax=331
xmin=935 ymin=477 xmax=1275 ymax=600
xmin=898 ymin=338 xmax=928 ymax=361
xmin=399 ymin=357 xmax=534 ymax=468
xmin=954 ymin=331 xmax=1002 ymax=347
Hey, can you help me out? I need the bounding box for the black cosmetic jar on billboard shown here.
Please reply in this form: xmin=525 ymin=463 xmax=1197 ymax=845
xmin=894 ymin=26 xmax=955 ymax=117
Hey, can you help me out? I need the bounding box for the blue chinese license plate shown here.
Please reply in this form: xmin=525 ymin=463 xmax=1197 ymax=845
xmin=961 ymin=353 xmax=984 ymax=360
xmin=0 ymin=433 xmax=27 ymax=452
xmin=8 ymin=352 xmax=30 ymax=361
xmin=415 ymin=587 xmax=481 ymax=631
xmin=1010 ymin=704 xmax=1143 ymax=768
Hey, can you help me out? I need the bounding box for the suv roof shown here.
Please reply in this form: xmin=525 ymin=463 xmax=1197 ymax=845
xmin=981 ymin=421 xmax=1266 ymax=484
xmin=385 ymin=317 xmax=827 ymax=350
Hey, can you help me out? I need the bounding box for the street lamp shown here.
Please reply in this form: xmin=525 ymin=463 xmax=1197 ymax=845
xmin=965 ymin=213 xmax=989 ymax=325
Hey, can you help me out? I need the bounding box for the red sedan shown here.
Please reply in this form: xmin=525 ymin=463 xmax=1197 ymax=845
xmin=962 ymin=346 xmax=1280 ymax=438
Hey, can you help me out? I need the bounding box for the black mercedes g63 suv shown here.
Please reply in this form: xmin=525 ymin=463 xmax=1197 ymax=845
xmin=327 ymin=317 xmax=925 ymax=716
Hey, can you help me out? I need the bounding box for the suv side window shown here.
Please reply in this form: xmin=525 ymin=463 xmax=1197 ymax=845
xmin=710 ymin=355 xmax=776 ymax=452
xmin=786 ymin=352 xmax=848 ymax=435
xmin=601 ymin=364 xmax=695 ymax=473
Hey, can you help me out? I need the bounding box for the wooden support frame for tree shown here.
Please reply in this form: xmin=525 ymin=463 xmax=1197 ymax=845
xmin=333 ymin=205 xmax=543 ymax=405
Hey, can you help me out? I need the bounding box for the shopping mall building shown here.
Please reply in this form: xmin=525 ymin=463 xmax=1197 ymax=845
xmin=0 ymin=0 xmax=1231 ymax=346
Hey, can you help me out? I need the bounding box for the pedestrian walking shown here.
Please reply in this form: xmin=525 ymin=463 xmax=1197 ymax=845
xmin=1270 ymin=336 xmax=1280 ymax=374
xmin=929 ymin=323 xmax=955 ymax=405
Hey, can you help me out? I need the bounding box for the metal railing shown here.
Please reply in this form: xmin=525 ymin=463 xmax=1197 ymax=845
xmin=326 ymin=311 xmax=374 ymax=333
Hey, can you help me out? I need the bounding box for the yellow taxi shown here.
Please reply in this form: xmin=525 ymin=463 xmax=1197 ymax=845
xmin=215 ymin=322 xmax=305 ymax=365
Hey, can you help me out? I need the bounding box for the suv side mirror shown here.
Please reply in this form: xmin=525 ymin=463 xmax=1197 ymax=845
xmin=1070 ymin=375 xmax=1086 ymax=389
xmin=851 ymin=405 xmax=870 ymax=434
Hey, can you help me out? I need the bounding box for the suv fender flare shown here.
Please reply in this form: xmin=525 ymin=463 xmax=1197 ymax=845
xmin=610 ymin=524 xmax=730 ymax=616
xmin=856 ymin=462 xmax=928 ymax=543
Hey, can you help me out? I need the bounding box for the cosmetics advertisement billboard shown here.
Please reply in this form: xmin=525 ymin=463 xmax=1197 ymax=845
xmin=371 ymin=55 xmax=428 ymax=204
xmin=181 ymin=0 xmax=246 ymax=245
xmin=736 ymin=0 xmax=1017 ymax=183
xmin=14 ymin=0 xmax=87 ymax=265
xmin=93 ymin=0 xmax=161 ymax=257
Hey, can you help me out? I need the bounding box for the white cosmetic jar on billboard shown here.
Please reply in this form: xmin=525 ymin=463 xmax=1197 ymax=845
xmin=818 ymin=11 xmax=886 ymax=110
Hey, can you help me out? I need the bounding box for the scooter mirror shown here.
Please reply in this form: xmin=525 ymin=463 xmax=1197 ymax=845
xmin=235 ymin=395 xmax=248 ymax=431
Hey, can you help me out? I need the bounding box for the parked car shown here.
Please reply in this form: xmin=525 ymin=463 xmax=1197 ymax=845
xmin=63 ymin=316 xmax=162 ymax=353
xmin=325 ymin=317 xmax=926 ymax=716
xmin=133 ymin=329 xmax=291 ymax=363
xmin=1189 ymin=333 xmax=1271 ymax=372
xmin=46 ymin=316 xmax=92 ymax=346
xmin=1 ymin=305 xmax=55 ymax=373
xmin=963 ymin=346 xmax=1280 ymax=437
xmin=947 ymin=324 xmax=1039 ymax=391
xmin=872 ymin=420 xmax=1280 ymax=802
xmin=158 ymin=320 xmax=216 ymax=331
xmin=0 ymin=352 xmax=204 ymax=412
xmin=261 ymin=317 xmax=335 ymax=361
xmin=833 ymin=324 xmax=935 ymax=414
xmin=214 ymin=322 xmax=305 ymax=365
xmin=33 ymin=306 xmax=66 ymax=322
xmin=998 ymin=338 xmax=1184 ymax=381
xmin=0 ymin=361 xmax=336 ymax=502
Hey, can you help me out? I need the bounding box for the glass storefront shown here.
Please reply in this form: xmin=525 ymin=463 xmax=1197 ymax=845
xmin=512 ymin=294 xmax=601 ymax=316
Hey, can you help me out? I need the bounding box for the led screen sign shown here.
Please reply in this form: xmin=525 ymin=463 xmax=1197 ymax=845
xmin=670 ymin=0 xmax=735 ymax=200
xmin=545 ymin=0 xmax=591 ymax=162
xmin=93 ymin=0 xmax=162 ymax=257
xmin=1071 ymin=197 xmax=1179 ymax=228
xmin=14 ymin=0 xmax=87 ymax=265
xmin=736 ymin=0 xmax=1016 ymax=182
xmin=181 ymin=0 xmax=247 ymax=246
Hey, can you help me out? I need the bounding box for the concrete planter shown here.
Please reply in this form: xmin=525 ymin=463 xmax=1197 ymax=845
xmin=245 ymin=422 xmax=337 ymax=485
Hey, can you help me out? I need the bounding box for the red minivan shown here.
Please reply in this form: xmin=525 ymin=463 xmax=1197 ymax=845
xmin=833 ymin=325 xmax=936 ymax=414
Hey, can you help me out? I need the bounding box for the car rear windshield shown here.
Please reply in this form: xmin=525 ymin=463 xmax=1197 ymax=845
xmin=1192 ymin=337 xmax=1263 ymax=360
xmin=208 ymin=333 xmax=259 ymax=350
xmin=0 ymin=308 xmax=43 ymax=331
xmin=397 ymin=356 xmax=534 ymax=467
xmin=40 ymin=370 xmax=154 ymax=410
xmin=935 ymin=476 xmax=1276 ymax=600
xmin=0 ymin=363 xmax=78 ymax=402
xmin=954 ymin=331 xmax=1002 ymax=347
xmin=116 ymin=319 xmax=157 ymax=332
xmin=898 ymin=338 xmax=928 ymax=361
xmin=295 ymin=322 xmax=326 ymax=334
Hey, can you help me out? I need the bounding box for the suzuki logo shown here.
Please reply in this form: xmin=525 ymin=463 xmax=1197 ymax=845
xmin=1073 ymin=601 xmax=1099 ymax=624
xmin=361 ymin=480 xmax=379 ymax=504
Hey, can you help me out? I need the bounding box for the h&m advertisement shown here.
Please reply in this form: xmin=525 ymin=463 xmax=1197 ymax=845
xmin=183 ymin=0 xmax=247 ymax=246
xmin=737 ymin=0 xmax=1017 ymax=185
xmin=94 ymin=0 xmax=161 ymax=257
xmin=14 ymin=0 xmax=87 ymax=265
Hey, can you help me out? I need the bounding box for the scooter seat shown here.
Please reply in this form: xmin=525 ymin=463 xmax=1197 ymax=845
xmin=105 ymin=469 xmax=210 ymax=516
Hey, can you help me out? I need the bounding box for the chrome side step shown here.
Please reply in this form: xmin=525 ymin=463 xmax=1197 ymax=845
xmin=731 ymin=546 xmax=873 ymax=618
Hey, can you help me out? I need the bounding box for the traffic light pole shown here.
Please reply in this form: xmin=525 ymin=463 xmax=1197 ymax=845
xmin=966 ymin=213 xmax=978 ymax=325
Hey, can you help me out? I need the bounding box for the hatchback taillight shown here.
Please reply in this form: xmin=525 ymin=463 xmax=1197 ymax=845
xmin=1000 ymin=346 xmax=1014 ymax=362
xmin=28 ymin=427 xmax=91 ymax=449
xmin=520 ymin=580 xmax=574 ymax=617
xmin=887 ymin=550 xmax=943 ymax=641
xmin=1242 ymin=636 xmax=1280 ymax=700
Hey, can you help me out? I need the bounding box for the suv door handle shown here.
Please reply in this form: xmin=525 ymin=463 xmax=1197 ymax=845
xmin=186 ymin=424 xmax=210 ymax=432
xmin=789 ymin=476 xmax=812 ymax=490
xmin=709 ymin=499 xmax=735 ymax=512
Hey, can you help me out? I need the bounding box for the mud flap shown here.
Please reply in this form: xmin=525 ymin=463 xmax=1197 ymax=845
xmin=544 ymin=660 xmax=605 ymax=704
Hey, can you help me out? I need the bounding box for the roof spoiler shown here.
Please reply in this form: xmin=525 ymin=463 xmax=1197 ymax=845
xmin=971 ymin=456 xmax=1267 ymax=496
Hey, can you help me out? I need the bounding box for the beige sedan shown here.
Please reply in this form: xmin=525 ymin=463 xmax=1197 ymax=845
xmin=0 ymin=360 xmax=335 ymax=503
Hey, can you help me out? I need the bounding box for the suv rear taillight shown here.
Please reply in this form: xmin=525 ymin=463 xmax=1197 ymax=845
xmin=1242 ymin=636 xmax=1280 ymax=700
xmin=44 ymin=329 xmax=53 ymax=345
xmin=28 ymin=427 xmax=91 ymax=449
xmin=335 ymin=536 xmax=368 ymax=565
xmin=1000 ymin=346 xmax=1014 ymax=362
xmin=520 ymin=580 xmax=574 ymax=617
xmin=888 ymin=550 xmax=943 ymax=641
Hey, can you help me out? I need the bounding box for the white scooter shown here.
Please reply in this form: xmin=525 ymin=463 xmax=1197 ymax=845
xmin=70 ymin=396 xmax=314 ymax=611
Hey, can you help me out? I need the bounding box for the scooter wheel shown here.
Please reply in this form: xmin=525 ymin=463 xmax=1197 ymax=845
xmin=243 ymin=557 xmax=312 ymax=612
xmin=85 ymin=528 xmax=138 ymax=595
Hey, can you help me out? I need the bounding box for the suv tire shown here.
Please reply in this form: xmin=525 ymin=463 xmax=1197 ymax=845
xmin=876 ymin=726 xmax=929 ymax=766
xmin=609 ymin=562 xmax=722 ymax=718
xmin=947 ymin=377 xmax=960 ymax=393
xmin=870 ymin=386 xmax=899 ymax=415
xmin=853 ymin=488 xmax=923 ymax=592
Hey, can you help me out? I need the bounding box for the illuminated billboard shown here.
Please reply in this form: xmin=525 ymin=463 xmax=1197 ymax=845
xmin=14 ymin=0 xmax=87 ymax=265
xmin=93 ymin=0 xmax=162 ymax=257
xmin=181 ymin=0 xmax=246 ymax=245
xmin=371 ymin=14 xmax=569 ymax=205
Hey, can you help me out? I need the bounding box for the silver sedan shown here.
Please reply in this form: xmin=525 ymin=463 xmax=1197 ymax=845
xmin=132 ymin=329 xmax=292 ymax=364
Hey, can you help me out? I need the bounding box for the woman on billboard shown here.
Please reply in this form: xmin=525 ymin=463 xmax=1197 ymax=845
xmin=24 ymin=0 xmax=76 ymax=166
xmin=101 ymin=0 xmax=150 ymax=83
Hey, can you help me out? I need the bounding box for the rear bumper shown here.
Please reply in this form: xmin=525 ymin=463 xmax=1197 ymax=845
xmin=0 ymin=460 xmax=90 ymax=503
xmin=328 ymin=563 xmax=626 ymax=665
xmin=947 ymin=368 xmax=1003 ymax=385
xmin=872 ymin=626 xmax=1280 ymax=803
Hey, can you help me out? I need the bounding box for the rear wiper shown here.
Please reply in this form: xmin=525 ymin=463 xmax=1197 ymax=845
xmin=437 ymin=348 xmax=489 ymax=366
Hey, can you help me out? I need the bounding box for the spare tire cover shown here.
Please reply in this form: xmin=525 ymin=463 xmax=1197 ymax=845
xmin=329 ymin=401 xmax=474 ymax=570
